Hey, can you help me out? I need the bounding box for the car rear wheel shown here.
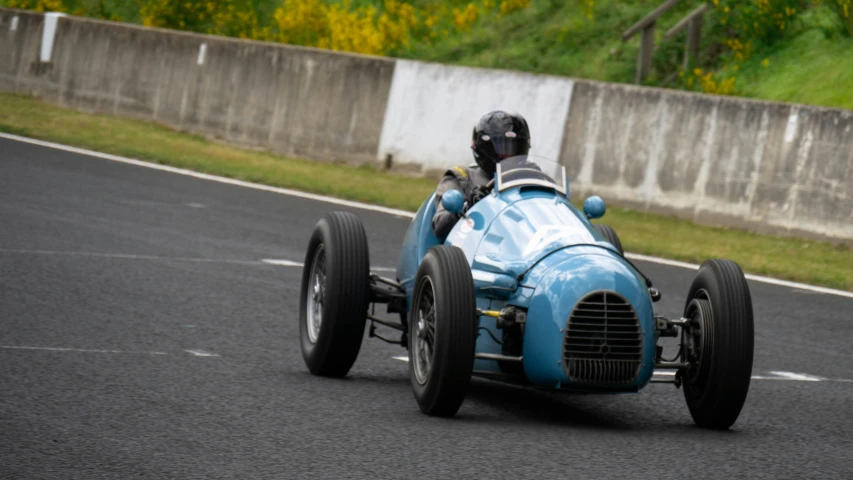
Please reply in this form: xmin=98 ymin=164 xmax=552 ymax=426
xmin=299 ymin=212 xmax=370 ymax=377
xmin=681 ymin=259 xmax=754 ymax=430
xmin=409 ymin=245 xmax=476 ymax=417
xmin=595 ymin=224 xmax=624 ymax=256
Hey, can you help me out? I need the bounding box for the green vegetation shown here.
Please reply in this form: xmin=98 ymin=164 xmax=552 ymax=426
xmin=0 ymin=94 xmax=434 ymax=211
xmin=401 ymin=0 xmax=684 ymax=86
xmin=2 ymin=93 xmax=851 ymax=291
xmin=735 ymin=6 xmax=853 ymax=110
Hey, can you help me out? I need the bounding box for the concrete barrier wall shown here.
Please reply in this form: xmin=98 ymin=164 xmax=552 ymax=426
xmin=0 ymin=10 xmax=45 ymax=93
xmin=3 ymin=12 xmax=395 ymax=164
xmin=2 ymin=8 xmax=851 ymax=240
xmin=561 ymin=80 xmax=853 ymax=240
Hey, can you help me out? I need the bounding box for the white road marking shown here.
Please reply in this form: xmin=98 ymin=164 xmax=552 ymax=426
xmin=261 ymin=259 xmax=303 ymax=267
xmin=624 ymin=253 xmax=853 ymax=299
xmin=120 ymin=199 xmax=171 ymax=206
xmin=3 ymin=132 xmax=850 ymax=300
xmin=0 ymin=248 xmax=263 ymax=265
xmin=0 ymin=345 xmax=167 ymax=355
xmin=2 ymin=345 xmax=224 ymax=358
xmin=0 ymin=133 xmax=414 ymax=218
xmin=767 ymin=371 xmax=824 ymax=381
xmin=185 ymin=349 xmax=220 ymax=357
xmin=654 ymin=370 xmax=844 ymax=382
xmin=185 ymin=202 xmax=206 ymax=208
xmin=391 ymin=357 xmax=851 ymax=384
xmin=0 ymin=250 xmax=395 ymax=272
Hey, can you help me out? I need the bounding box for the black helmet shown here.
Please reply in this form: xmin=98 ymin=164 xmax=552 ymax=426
xmin=471 ymin=110 xmax=531 ymax=176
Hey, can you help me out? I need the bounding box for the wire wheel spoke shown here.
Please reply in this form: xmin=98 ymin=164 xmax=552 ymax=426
xmin=306 ymin=245 xmax=325 ymax=343
xmin=413 ymin=277 xmax=436 ymax=385
xmin=424 ymin=305 xmax=435 ymax=341
xmin=684 ymin=297 xmax=710 ymax=387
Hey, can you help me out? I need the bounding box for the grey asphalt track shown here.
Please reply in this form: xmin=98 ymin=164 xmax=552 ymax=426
xmin=1 ymin=137 xmax=852 ymax=479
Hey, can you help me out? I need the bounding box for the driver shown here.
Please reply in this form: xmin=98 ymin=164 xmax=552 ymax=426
xmin=432 ymin=110 xmax=532 ymax=241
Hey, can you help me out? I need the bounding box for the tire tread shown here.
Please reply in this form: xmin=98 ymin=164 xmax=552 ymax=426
xmin=683 ymin=259 xmax=754 ymax=429
xmin=595 ymin=224 xmax=624 ymax=256
xmin=410 ymin=245 xmax=476 ymax=417
xmin=300 ymin=211 xmax=370 ymax=377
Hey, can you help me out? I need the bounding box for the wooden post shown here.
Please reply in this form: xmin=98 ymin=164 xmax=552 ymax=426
xmin=684 ymin=14 xmax=703 ymax=69
xmin=664 ymin=4 xmax=711 ymax=70
xmin=636 ymin=22 xmax=656 ymax=84
xmin=621 ymin=0 xmax=683 ymax=84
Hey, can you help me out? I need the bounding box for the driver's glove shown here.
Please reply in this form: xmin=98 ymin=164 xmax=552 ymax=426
xmin=470 ymin=187 xmax=488 ymax=205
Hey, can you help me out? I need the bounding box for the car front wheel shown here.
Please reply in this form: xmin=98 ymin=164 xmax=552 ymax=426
xmin=681 ymin=259 xmax=754 ymax=430
xmin=299 ymin=211 xmax=370 ymax=377
xmin=409 ymin=245 xmax=477 ymax=417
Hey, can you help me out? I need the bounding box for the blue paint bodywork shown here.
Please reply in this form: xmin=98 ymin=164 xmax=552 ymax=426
xmin=395 ymin=167 xmax=656 ymax=393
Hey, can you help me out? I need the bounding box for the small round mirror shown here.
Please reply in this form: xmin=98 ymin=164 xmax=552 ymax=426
xmin=441 ymin=189 xmax=465 ymax=215
xmin=583 ymin=195 xmax=606 ymax=219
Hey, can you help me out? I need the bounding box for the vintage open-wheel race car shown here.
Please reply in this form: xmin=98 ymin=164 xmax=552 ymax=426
xmin=298 ymin=155 xmax=754 ymax=430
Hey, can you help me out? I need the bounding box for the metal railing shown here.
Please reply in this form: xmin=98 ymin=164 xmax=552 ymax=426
xmin=622 ymin=1 xmax=713 ymax=83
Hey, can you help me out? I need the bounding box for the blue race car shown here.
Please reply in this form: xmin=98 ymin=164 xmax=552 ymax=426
xmin=298 ymin=155 xmax=754 ymax=430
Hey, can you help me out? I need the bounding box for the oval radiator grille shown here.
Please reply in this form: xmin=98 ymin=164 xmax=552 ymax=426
xmin=563 ymin=291 xmax=642 ymax=385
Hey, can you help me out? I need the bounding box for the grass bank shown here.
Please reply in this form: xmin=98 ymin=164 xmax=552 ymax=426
xmin=1 ymin=93 xmax=851 ymax=291
xmin=735 ymin=8 xmax=853 ymax=111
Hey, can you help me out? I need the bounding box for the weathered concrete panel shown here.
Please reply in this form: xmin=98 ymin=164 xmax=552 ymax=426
xmin=2 ymin=13 xmax=395 ymax=164
xmin=377 ymin=60 xmax=573 ymax=171
xmin=561 ymin=80 xmax=853 ymax=240
xmin=0 ymin=9 xmax=44 ymax=93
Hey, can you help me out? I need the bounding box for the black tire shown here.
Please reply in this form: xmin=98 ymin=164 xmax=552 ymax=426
xmin=408 ymin=245 xmax=477 ymax=417
xmin=682 ymin=259 xmax=754 ymax=430
xmin=595 ymin=224 xmax=624 ymax=256
xmin=299 ymin=211 xmax=370 ymax=377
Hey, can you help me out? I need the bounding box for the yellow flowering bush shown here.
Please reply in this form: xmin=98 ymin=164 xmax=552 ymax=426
xmin=5 ymin=0 xmax=64 ymax=12
xmin=271 ymin=0 xmax=329 ymax=46
xmin=267 ymin=0 xmax=529 ymax=55
xmin=685 ymin=0 xmax=801 ymax=96
xmin=683 ymin=68 xmax=736 ymax=95
xmin=710 ymin=0 xmax=801 ymax=44
xmin=319 ymin=2 xmax=383 ymax=54
xmin=140 ymin=0 xmax=218 ymax=31
xmin=270 ymin=0 xmax=423 ymax=55
xmin=453 ymin=3 xmax=479 ymax=31
xmin=378 ymin=0 xmax=419 ymax=49
xmin=6 ymin=0 xmax=534 ymax=57
xmin=211 ymin=2 xmax=265 ymax=39
xmin=499 ymin=0 xmax=530 ymax=16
